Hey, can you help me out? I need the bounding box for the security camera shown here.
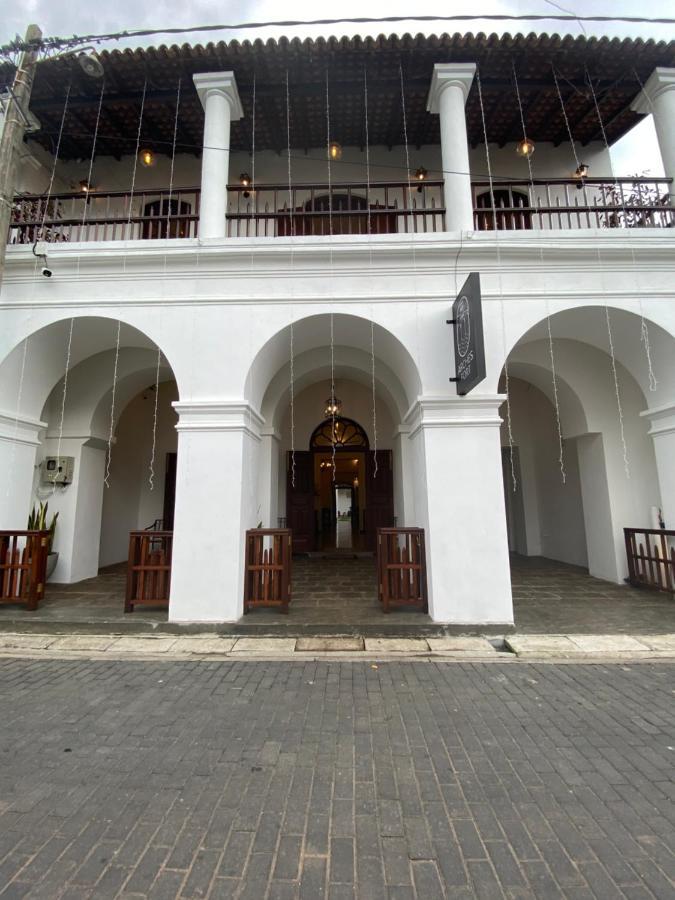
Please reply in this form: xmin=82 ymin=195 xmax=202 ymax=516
xmin=41 ymin=266 xmax=52 ymax=278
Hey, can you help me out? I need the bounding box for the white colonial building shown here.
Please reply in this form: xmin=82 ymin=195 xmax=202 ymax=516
xmin=0 ymin=31 xmax=674 ymax=625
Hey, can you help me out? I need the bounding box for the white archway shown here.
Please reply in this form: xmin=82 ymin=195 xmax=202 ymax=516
xmin=502 ymin=306 xmax=674 ymax=583
xmin=0 ymin=317 xmax=180 ymax=584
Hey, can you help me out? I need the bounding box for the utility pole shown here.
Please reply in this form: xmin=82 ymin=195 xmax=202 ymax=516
xmin=0 ymin=24 xmax=42 ymax=289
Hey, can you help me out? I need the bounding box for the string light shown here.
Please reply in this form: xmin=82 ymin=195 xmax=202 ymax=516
xmin=512 ymin=60 xmax=566 ymax=484
xmin=104 ymin=319 xmax=121 ymax=488
xmin=364 ymin=64 xmax=378 ymax=478
xmin=476 ymin=67 xmax=517 ymax=492
xmin=285 ymin=69 xmax=296 ymax=488
xmin=148 ymin=347 xmax=161 ymax=490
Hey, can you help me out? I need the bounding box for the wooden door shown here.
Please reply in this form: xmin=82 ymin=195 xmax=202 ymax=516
xmin=364 ymin=450 xmax=394 ymax=550
xmin=286 ymin=451 xmax=315 ymax=552
xmin=163 ymin=453 xmax=177 ymax=530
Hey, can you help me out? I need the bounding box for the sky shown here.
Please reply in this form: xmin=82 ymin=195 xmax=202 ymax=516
xmin=3 ymin=0 xmax=674 ymax=176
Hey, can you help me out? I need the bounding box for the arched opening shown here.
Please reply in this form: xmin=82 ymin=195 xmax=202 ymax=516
xmin=0 ymin=316 xmax=180 ymax=619
xmin=500 ymin=304 xmax=675 ymax=627
xmin=244 ymin=313 xmax=427 ymax=623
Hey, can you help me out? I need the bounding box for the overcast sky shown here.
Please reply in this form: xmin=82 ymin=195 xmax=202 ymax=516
xmin=4 ymin=0 xmax=674 ymax=176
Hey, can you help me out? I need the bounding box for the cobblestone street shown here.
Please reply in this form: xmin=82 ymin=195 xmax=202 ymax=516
xmin=1 ymin=659 xmax=674 ymax=898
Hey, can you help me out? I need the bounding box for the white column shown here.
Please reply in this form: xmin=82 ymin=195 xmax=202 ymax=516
xmin=0 ymin=411 xmax=45 ymax=529
xmin=427 ymin=63 xmax=476 ymax=232
xmin=641 ymin=402 xmax=675 ymax=529
xmin=169 ymin=401 xmax=262 ymax=623
xmin=406 ymin=396 xmax=513 ymax=625
xmin=193 ymin=72 xmax=243 ymax=239
xmin=631 ymin=68 xmax=675 ymax=202
xmin=259 ymin=428 xmax=281 ymax=528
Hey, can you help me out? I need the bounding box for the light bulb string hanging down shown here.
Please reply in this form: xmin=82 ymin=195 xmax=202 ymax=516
xmin=476 ymin=67 xmax=517 ymax=493
xmin=104 ymin=319 xmax=122 ymax=488
xmin=325 ymin=68 xmax=337 ymax=481
xmin=363 ymin=63 xmax=378 ymax=478
xmin=512 ymin=60 xmax=566 ymax=485
xmin=148 ymin=347 xmax=161 ymax=491
xmin=584 ymin=67 xmax=657 ymax=393
xmin=125 ymin=76 xmax=148 ymax=244
xmin=285 ymin=68 xmax=296 ymax=489
xmin=553 ymin=69 xmax=631 ymax=480
xmin=165 ymin=76 xmax=182 ymax=237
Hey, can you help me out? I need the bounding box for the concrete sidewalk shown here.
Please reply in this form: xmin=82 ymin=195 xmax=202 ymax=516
xmin=1 ymin=631 xmax=674 ymax=661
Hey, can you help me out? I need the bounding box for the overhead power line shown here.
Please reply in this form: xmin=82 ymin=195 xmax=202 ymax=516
xmin=1 ymin=13 xmax=675 ymax=58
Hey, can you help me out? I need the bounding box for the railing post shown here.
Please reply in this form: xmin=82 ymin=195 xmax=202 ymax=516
xmin=427 ymin=63 xmax=476 ymax=232
xmin=193 ymin=72 xmax=244 ymax=239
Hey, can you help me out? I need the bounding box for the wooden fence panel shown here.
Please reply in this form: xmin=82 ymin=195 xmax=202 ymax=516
xmin=126 ymin=531 xmax=173 ymax=612
xmin=377 ymin=527 xmax=428 ymax=613
xmin=244 ymin=529 xmax=292 ymax=613
xmin=624 ymin=528 xmax=674 ymax=593
xmin=0 ymin=531 xmax=49 ymax=610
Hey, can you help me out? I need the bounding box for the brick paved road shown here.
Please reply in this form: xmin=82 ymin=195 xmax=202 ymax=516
xmin=0 ymin=660 xmax=674 ymax=899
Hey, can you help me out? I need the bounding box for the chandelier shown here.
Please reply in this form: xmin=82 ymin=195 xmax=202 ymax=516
xmin=324 ymin=395 xmax=342 ymax=417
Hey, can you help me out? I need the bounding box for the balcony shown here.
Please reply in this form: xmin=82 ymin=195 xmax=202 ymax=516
xmin=8 ymin=176 xmax=674 ymax=245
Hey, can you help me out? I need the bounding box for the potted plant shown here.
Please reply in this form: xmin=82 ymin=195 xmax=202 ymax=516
xmin=27 ymin=501 xmax=59 ymax=579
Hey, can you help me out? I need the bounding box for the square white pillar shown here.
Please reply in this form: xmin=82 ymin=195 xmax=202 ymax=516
xmin=407 ymin=396 xmax=513 ymax=626
xmin=169 ymin=401 xmax=262 ymax=623
xmin=0 ymin=411 xmax=45 ymax=530
xmin=427 ymin=63 xmax=476 ymax=232
xmin=193 ymin=72 xmax=244 ymax=240
xmin=641 ymin=402 xmax=675 ymax=529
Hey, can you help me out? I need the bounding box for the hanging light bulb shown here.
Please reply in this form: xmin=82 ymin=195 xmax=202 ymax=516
xmin=79 ymin=180 xmax=93 ymax=193
xmin=239 ymin=172 xmax=252 ymax=198
xmin=515 ymin=137 xmax=535 ymax=158
xmin=328 ymin=141 xmax=342 ymax=161
xmin=574 ymin=162 xmax=589 ymax=189
xmin=139 ymin=148 xmax=156 ymax=167
xmin=414 ymin=166 xmax=428 ymax=192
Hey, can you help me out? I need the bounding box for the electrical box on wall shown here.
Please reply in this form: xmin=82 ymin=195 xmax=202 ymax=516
xmin=41 ymin=456 xmax=74 ymax=485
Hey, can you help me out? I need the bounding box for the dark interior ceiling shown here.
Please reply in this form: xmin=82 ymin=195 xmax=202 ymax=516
xmin=5 ymin=31 xmax=674 ymax=163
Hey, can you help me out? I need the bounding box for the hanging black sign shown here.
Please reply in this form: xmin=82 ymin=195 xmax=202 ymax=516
xmin=448 ymin=272 xmax=486 ymax=395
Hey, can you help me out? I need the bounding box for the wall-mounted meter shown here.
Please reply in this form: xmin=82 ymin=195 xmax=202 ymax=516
xmin=41 ymin=456 xmax=74 ymax=485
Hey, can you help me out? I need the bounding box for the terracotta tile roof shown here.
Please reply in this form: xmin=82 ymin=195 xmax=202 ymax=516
xmin=10 ymin=31 xmax=675 ymax=161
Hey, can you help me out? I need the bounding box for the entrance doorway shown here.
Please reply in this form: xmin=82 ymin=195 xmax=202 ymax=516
xmin=285 ymin=416 xmax=394 ymax=552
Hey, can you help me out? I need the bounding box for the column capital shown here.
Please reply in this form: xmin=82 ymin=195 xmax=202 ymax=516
xmin=0 ymin=410 xmax=46 ymax=447
xmin=427 ymin=63 xmax=477 ymax=114
xmin=403 ymin=394 xmax=505 ymax=437
xmin=631 ymin=67 xmax=675 ymax=115
xmin=640 ymin=400 xmax=675 ymax=436
xmin=173 ymin=400 xmax=263 ymax=437
xmin=193 ymin=71 xmax=244 ymax=120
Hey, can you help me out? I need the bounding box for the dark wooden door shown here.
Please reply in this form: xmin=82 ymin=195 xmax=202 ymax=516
xmin=286 ymin=451 xmax=315 ymax=552
xmin=163 ymin=452 xmax=177 ymax=530
xmin=364 ymin=450 xmax=394 ymax=550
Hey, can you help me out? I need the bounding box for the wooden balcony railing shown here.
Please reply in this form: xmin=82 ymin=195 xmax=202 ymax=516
xmin=8 ymin=177 xmax=673 ymax=245
xmin=0 ymin=530 xmax=49 ymax=610
xmin=125 ymin=530 xmax=173 ymax=612
xmin=226 ymin=180 xmax=446 ymax=237
xmin=9 ymin=188 xmax=200 ymax=244
xmin=624 ymin=528 xmax=674 ymax=593
xmin=472 ymin=177 xmax=675 ymax=231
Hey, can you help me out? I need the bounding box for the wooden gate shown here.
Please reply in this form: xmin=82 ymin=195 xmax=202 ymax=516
xmin=624 ymin=528 xmax=674 ymax=593
xmin=0 ymin=531 xmax=49 ymax=610
xmin=126 ymin=531 xmax=173 ymax=612
xmin=244 ymin=529 xmax=292 ymax=613
xmin=377 ymin=527 xmax=428 ymax=613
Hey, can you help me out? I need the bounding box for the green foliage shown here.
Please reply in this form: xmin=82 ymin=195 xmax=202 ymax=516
xmin=27 ymin=501 xmax=59 ymax=552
